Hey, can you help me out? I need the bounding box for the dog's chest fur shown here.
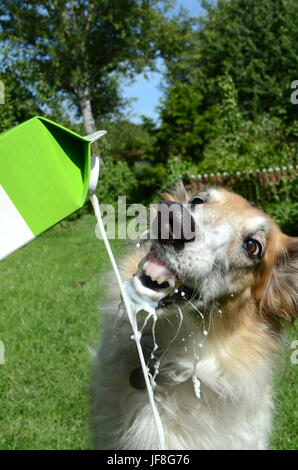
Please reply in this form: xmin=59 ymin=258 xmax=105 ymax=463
xmin=92 ymin=293 xmax=278 ymax=450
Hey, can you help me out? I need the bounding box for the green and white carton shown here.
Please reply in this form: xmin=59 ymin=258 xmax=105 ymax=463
xmin=0 ymin=116 xmax=106 ymax=261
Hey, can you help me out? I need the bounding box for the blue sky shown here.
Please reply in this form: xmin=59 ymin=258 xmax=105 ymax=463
xmin=121 ymin=1 xmax=204 ymax=124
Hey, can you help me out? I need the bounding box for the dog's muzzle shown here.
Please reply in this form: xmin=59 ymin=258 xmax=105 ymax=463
xmin=151 ymin=201 xmax=195 ymax=247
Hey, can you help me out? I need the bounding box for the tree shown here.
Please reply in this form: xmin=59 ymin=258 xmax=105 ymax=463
xmin=199 ymin=0 xmax=298 ymax=121
xmin=147 ymin=0 xmax=298 ymax=166
xmin=0 ymin=50 xmax=42 ymax=133
xmin=0 ymin=0 xmax=175 ymax=133
xmin=152 ymin=80 xmax=218 ymax=162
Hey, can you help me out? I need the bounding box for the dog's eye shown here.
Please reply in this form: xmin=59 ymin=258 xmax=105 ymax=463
xmin=244 ymin=239 xmax=263 ymax=259
xmin=191 ymin=196 xmax=205 ymax=207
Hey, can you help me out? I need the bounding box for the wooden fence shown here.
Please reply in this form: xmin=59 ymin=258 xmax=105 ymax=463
xmin=185 ymin=165 xmax=297 ymax=206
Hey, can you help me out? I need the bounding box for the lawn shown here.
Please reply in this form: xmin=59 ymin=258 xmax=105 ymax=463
xmin=0 ymin=213 xmax=122 ymax=449
xmin=0 ymin=213 xmax=296 ymax=449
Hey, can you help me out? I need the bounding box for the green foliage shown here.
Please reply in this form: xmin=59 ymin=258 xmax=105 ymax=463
xmin=152 ymin=81 xmax=218 ymax=162
xmin=95 ymin=155 xmax=138 ymax=208
xmin=144 ymin=73 xmax=296 ymax=191
xmin=134 ymin=163 xmax=169 ymax=203
xmin=199 ymin=0 xmax=298 ymax=122
xmin=200 ymin=74 xmax=297 ymax=173
xmin=155 ymin=10 xmax=199 ymax=85
xmin=147 ymin=0 xmax=298 ymax=170
xmin=264 ymin=200 xmax=298 ymax=236
xmin=97 ymin=119 xmax=153 ymax=159
xmin=0 ymin=0 xmax=177 ymax=128
xmin=261 ymin=173 xmax=298 ymax=233
xmin=0 ymin=55 xmax=41 ymax=133
xmin=0 ymin=45 xmax=80 ymax=134
xmin=88 ymin=120 xmax=160 ymax=206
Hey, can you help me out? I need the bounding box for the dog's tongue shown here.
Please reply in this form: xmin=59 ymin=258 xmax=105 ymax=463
xmin=142 ymin=251 xmax=176 ymax=288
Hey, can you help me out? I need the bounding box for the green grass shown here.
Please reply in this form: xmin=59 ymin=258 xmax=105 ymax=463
xmin=0 ymin=213 xmax=122 ymax=449
xmin=270 ymin=333 xmax=298 ymax=450
xmin=0 ymin=213 xmax=296 ymax=449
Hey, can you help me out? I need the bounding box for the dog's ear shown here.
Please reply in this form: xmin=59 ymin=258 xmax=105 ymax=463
xmin=258 ymin=236 xmax=298 ymax=323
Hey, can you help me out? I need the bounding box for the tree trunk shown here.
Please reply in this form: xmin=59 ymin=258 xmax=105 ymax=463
xmin=78 ymin=84 xmax=96 ymax=134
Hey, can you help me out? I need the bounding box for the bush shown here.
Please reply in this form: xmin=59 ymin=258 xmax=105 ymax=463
xmin=95 ymin=155 xmax=138 ymax=208
xmin=263 ymin=201 xmax=298 ymax=235
xmin=152 ymin=81 xmax=218 ymax=163
xmin=201 ymin=75 xmax=297 ymax=174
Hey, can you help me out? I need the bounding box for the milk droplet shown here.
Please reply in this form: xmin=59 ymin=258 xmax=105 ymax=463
xmin=193 ymin=375 xmax=201 ymax=399
xmin=203 ymin=330 xmax=208 ymax=336
xmin=136 ymin=242 xmax=140 ymax=248
xmin=181 ymin=291 xmax=185 ymax=297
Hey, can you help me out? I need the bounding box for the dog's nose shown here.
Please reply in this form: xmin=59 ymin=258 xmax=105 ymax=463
xmin=152 ymin=201 xmax=195 ymax=244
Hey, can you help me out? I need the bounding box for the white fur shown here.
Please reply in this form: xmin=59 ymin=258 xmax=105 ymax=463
xmin=92 ymin=302 xmax=276 ymax=450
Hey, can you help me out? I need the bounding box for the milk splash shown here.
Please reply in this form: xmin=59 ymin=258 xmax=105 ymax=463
xmin=90 ymin=194 xmax=167 ymax=450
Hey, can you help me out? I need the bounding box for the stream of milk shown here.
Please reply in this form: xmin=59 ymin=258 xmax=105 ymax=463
xmin=90 ymin=194 xmax=166 ymax=450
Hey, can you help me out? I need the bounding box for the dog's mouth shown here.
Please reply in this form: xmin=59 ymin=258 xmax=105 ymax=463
xmin=140 ymin=250 xmax=200 ymax=308
xmin=143 ymin=250 xmax=176 ymax=288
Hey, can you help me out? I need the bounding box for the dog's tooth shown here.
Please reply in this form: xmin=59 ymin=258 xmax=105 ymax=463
xmin=140 ymin=254 xmax=178 ymax=290
xmin=156 ymin=276 xmax=167 ymax=285
xmin=147 ymin=269 xmax=156 ymax=280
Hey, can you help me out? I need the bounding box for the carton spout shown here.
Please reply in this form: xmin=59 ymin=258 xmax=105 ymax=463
xmin=84 ymin=129 xmax=107 ymax=196
xmin=84 ymin=129 xmax=107 ymax=143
